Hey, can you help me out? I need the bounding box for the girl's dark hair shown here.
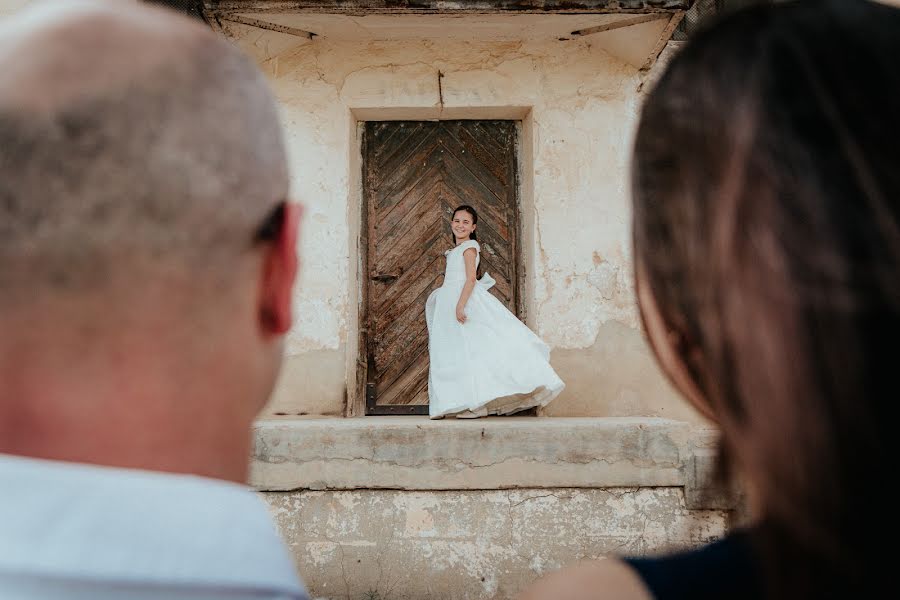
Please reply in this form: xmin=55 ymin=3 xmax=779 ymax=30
xmin=451 ymin=205 xmax=478 ymax=243
xmin=632 ymin=1 xmax=899 ymax=597
xmin=452 ymin=205 xmax=481 ymax=277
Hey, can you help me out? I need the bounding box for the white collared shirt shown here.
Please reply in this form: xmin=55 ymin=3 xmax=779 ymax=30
xmin=0 ymin=453 xmax=309 ymax=599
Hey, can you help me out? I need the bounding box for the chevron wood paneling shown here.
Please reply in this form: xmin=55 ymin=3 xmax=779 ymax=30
xmin=363 ymin=121 xmax=519 ymax=415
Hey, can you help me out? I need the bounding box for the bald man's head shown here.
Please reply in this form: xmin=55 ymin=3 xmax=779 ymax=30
xmin=0 ymin=0 xmax=288 ymax=305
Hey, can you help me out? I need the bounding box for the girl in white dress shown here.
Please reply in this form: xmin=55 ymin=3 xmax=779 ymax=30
xmin=425 ymin=205 xmax=564 ymax=419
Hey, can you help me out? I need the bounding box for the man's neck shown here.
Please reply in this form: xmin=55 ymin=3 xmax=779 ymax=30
xmin=0 ymin=402 xmax=253 ymax=482
xmin=0 ymin=329 xmax=254 ymax=483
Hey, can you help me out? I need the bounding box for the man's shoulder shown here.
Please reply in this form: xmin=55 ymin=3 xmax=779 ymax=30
xmin=0 ymin=454 xmax=309 ymax=599
xmin=0 ymin=573 xmax=307 ymax=599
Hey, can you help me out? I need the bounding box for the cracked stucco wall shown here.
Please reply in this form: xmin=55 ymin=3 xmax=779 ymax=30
xmin=222 ymin=23 xmax=703 ymax=421
xmin=265 ymin=487 xmax=728 ymax=599
xmin=0 ymin=1 xmax=700 ymax=420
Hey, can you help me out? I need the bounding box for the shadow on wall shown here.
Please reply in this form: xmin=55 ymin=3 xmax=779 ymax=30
xmin=264 ymin=347 xmax=347 ymax=417
xmin=545 ymin=320 xmax=707 ymax=423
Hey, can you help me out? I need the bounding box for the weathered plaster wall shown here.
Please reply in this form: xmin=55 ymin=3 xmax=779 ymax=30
xmin=0 ymin=0 xmax=700 ymax=422
xmin=264 ymin=487 xmax=728 ymax=599
xmin=267 ymin=349 xmax=347 ymax=416
xmin=223 ymin=22 xmax=700 ymax=421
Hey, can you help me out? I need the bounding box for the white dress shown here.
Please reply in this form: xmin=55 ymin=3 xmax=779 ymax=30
xmin=425 ymin=240 xmax=564 ymax=419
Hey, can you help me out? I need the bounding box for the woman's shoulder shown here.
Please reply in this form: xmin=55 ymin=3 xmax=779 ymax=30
xmin=622 ymin=531 xmax=761 ymax=600
xmin=518 ymin=558 xmax=651 ymax=600
xmin=458 ymin=240 xmax=480 ymax=252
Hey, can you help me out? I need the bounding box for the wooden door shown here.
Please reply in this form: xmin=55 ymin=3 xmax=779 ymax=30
xmin=362 ymin=120 xmax=519 ymax=415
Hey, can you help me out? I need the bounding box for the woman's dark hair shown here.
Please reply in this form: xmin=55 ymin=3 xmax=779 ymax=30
xmin=451 ymin=205 xmax=478 ymax=243
xmin=632 ymin=1 xmax=899 ymax=597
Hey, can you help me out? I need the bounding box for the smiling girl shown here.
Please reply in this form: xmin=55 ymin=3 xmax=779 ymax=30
xmin=425 ymin=205 xmax=564 ymax=419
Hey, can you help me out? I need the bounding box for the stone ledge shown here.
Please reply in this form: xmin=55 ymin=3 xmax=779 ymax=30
xmin=683 ymin=427 xmax=744 ymax=511
xmin=251 ymin=417 xmax=723 ymax=497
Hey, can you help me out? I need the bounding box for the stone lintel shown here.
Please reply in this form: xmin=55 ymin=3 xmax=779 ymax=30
xmin=251 ymin=416 xmax=719 ymax=494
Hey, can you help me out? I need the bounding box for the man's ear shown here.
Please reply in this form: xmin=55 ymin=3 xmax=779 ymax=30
xmin=259 ymin=203 xmax=301 ymax=336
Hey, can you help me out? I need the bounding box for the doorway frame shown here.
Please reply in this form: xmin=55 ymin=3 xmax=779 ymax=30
xmin=346 ymin=107 xmax=535 ymax=417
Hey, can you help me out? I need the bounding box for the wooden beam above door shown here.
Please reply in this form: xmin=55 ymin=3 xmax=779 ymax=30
xmin=217 ymin=13 xmax=316 ymax=37
xmin=204 ymin=1 xmax=692 ymax=15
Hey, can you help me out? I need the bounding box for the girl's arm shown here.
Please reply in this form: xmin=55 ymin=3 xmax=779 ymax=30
xmin=456 ymin=248 xmax=478 ymax=324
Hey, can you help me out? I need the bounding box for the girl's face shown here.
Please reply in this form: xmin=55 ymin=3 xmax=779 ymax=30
xmin=452 ymin=211 xmax=476 ymax=241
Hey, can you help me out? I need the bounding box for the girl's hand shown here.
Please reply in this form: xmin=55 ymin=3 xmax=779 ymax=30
xmin=456 ymin=305 xmax=467 ymax=324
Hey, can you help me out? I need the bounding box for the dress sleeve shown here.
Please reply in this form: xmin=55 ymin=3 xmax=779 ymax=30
xmin=460 ymin=240 xmax=480 ymax=254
